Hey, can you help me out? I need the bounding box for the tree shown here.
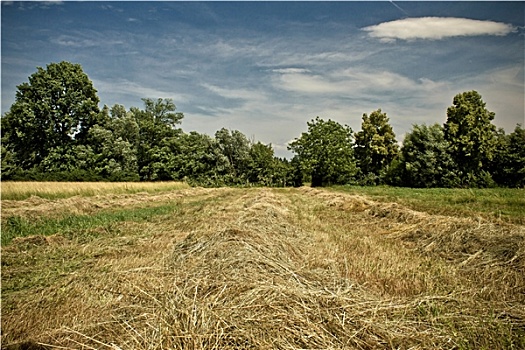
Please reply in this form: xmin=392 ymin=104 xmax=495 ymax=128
xmin=132 ymin=98 xmax=184 ymax=180
xmin=173 ymin=131 xmax=231 ymax=186
xmin=444 ymin=91 xmax=497 ymax=185
xmin=214 ymin=128 xmax=252 ymax=184
xmin=491 ymin=125 xmax=525 ymax=187
xmin=247 ymin=141 xmax=277 ymax=186
xmin=88 ymin=124 xmax=139 ymax=181
xmin=288 ymin=156 xmax=304 ymax=187
xmin=390 ymin=124 xmax=458 ymax=188
xmin=354 ymin=109 xmax=399 ymax=185
xmin=288 ymin=117 xmax=357 ymax=187
xmin=1 ymin=61 xmax=100 ymax=171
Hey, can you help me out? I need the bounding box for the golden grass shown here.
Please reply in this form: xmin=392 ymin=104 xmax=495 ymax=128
xmin=0 ymin=181 xmax=190 ymax=200
xmin=1 ymin=187 xmax=524 ymax=349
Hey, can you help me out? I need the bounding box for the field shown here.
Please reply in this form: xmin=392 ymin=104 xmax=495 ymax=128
xmin=1 ymin=183 xmax=524 ymax=349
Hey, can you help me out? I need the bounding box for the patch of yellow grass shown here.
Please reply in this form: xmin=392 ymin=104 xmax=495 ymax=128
xmin=0 ymin=181 xmax=190 ymax=200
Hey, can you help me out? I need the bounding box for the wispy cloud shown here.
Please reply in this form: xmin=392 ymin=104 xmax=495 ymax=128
xmin=202 ymin=83 xmax=265 ymax=102
xmin=52 ymin=31 xmax=125 ymax=48
xmin=92 ymin=79 xmax=190 ymax=106
xmin=273 ymin=68 xmax=447 ymax=97
xmin=363 ymin=17 xmax=516 ymax=42
xmin=272 ymin=68 xmax=310 ymax=74
xmin=7 ymin=1 xmax=63 ymax=10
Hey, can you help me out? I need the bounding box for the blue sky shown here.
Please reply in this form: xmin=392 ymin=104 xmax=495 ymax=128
xmin=2 ymin=1 xmax=524 ymax=158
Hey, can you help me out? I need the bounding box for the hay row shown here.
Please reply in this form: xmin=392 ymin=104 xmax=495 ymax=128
xmin=47 ymin=189 xmax=456 ymax=349
xmin=1 ymin=187 xmax=223 ymax=220
xmin=300 ymin=187 xmax=525 ymax=271
xmin=4 ymin=188 xmax=524 ymax=349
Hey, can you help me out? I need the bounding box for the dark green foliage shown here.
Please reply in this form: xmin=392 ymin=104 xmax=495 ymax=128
xmin=354 ymin=109 xmax=399 ymax=185
xmin=444 ymin=91 xmax=497 ymax=186
xmin=2 ymin=62 xmax=523 ymax=188
xmin=132 ymin=98 xmax=184 ymax=181
xmin=214 ymin=128 xmax=252 ymax=184
xmin=1 ymin=61 xmax=100 ymax=172
xmin=288 ymin=156 xmax=304 ymax=187
xmin=491 ymin=125 xmax=525 ymax=187
xmin=175 ymin=131 xmax=230 ymax=186
xmin=288 ymin=117 xmax=357 ymax=187
xmin=389 ymin=124 xmax=459 ymax=188
xmin=247 ymin=142 xmax=278 ymax=186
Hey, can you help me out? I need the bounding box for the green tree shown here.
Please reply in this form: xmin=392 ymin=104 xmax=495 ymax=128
xmin=354 ymin=109 xmax=399 ymax=185
xmin=88 ymin=124 xmax=139 ymax=181
xmin=288 ymin=117 xmax=357 ymax=187
xmin=247 ymin=141 xmax=277 ymax=186
xmin=175 ymin=131 xmax=231 ymax=186
xmin=444 ymin=91 xmax=497 ymax=186
xmin=288 ymin=156 xmax=304 ymax=187
xmin=215 ymin=128 xmax=252 ymax=184
xmin=1 ymin=62 xmax=100 ymax=172
xmin=109 ymin=104 xmax=140 ymax=146
xmin=390 ymin=124 xmax=458 ymax=188
xmin=132 ymin=98 xmax=184 ymax=180
xmin=491 ymin=125 xmax=525 ymax=187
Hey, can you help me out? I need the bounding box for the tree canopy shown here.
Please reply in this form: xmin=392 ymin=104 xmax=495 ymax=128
xmin=2 ymin=62 xmax=523 ymax=188
xmin=444 ymin=90 xmax=497 ymax=185
xmin=354 ymin=109 xmax=399 ymax=185
xmin=288 ymin=117 xmax=357 ymax=187
xmin=2 ymin=61 xmax=100 ymax=171
xmin=391 ymin=124 xmax=457 ymax=188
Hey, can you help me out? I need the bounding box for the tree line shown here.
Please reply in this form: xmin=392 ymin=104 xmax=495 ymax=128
xmin=2 ymin=61 xmax=524 ymax=188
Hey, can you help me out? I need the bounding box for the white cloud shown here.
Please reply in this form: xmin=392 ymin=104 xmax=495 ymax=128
xmin=277 ymin=72 xmax=342 ymax=94
xmin=273 ymin=68 xmax=448 ymax=97
xmin=92 ymin=79 xmax=189 ymax=105
xmin=363 ymin=17 xmax=516 ymax=42
xmin=202 ymin=83 xmax=265 ymax=101
xmin=53 ymin=32 xmax=125 ymax=48
xmin=272 ymin=68 xmax=311 ymax=74
xmin=12 ymin=1 xmax=63 ymax=10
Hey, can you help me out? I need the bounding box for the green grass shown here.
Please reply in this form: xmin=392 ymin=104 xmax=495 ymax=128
xmin=332 ymin=186 xmax=525 ymax=224
xmin=1 ymin=203 xmax=182 ymax=245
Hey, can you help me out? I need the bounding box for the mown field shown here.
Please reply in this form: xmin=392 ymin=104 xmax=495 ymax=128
xmin=1 ymin=182 xmax=524 ymax=349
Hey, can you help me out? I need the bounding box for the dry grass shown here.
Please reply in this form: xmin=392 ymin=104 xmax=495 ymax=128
xmin=2 ymin=187 xmax=524 ymax=349
xmin=0 ymin=181 xmax=190 ymax=200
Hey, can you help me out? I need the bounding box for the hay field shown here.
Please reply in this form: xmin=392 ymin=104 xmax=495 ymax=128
xmin=1 ymin=186 xmax=524 ymax=349
xmin=1 ymin=181 xmax=190 ymax=200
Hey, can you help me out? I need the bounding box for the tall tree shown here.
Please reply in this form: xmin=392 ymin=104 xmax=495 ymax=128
xmin=354 ymin=109 xmax=399 ymax=184
xmin=1 ymin=61 xmax=100 ymax=171
xmin=247 ymin=141 xmax=277 ymax=186
xmin=132 ymin=98 xmax=184 ymax=180
xmin=215 ymin=128 xmax=251 ymax=183
xmin=175 ymin=131 xmax=230 ymax=186
xmin=491 ymin=125 xmax=525 ymax=187
xmin=444 ymin=90 xmax=497 ymax=185
xmin=392 ymin=123 xmax=458 ymax=188
xmin=288 ymin=117 xmax=356 ymax=187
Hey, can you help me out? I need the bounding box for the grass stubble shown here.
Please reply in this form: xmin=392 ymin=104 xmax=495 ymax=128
xmin=1 ymin=185 xmax=524 ymax=349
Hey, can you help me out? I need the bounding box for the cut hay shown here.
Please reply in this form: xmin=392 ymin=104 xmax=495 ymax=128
xmin=3 ymin=188 xmax=524 ymax=349
xmin=42 ymin=190 xmax=451 ymax=349
xmin=302 ymin=187 xmax=525 ymax=270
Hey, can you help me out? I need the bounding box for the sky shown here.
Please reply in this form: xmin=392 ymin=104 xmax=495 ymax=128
xmin=2 ymin=1 xmax=524 ymax=158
